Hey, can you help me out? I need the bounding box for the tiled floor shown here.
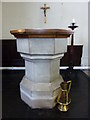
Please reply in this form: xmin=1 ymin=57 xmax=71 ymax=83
xmin=2 ymin=70 xmax=89 ymax=119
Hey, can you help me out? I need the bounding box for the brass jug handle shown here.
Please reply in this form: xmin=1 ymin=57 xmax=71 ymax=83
xmin=67 ymin=80 xmax=71 ymax=93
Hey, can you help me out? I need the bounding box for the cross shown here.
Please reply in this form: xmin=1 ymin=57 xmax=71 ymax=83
xmin=40 ymin=4 xmax=50 ymax=23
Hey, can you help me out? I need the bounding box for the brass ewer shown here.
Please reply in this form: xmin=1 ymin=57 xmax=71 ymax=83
xmin=57 ymin=80 xmax=71 ymax=112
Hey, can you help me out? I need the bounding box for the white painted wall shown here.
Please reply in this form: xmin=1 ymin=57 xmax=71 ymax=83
xmin=0 ymin=2 xmax=2 ymax=39
xmin=2 ymin=2 xmax=88 ymax=66
xmin=88 ymin=2 xmax=90 ymax=68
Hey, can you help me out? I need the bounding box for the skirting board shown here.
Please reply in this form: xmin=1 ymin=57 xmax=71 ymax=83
xmin=0 ymin=66 xmax=90 ymax=70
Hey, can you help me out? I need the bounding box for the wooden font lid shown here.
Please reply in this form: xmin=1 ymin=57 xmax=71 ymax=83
xmin=10 ymin=29 xmax=73 ymax=38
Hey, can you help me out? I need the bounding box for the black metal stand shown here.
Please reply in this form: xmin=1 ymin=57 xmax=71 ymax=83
xmin=66 ymin=22 xmax=78 ymax=80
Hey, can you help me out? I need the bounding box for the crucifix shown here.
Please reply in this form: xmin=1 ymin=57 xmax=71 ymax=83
xmin=40 ymin=4 xmax=50 ymax=23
